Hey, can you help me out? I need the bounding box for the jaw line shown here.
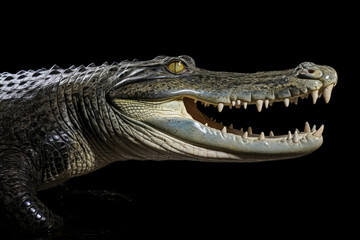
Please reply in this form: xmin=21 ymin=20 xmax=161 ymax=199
xmin=145 ymin=116 xmax=323 ymax=161
xmin=115 ymin=98 xmax=324 ymax=162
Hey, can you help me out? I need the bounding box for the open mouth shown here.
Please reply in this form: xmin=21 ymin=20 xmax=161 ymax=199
xmin=182 ymin=86 xmax=334 ymax=143
xmin=112 ymin=84 xmax=334 ymax=161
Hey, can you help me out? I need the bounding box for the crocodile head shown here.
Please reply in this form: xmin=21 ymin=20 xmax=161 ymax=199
xmin=108 ymin=55 xmax=337 ymax=162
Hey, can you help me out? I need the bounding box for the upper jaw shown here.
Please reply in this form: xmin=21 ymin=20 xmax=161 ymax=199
xmin=111 ymin=61 xmax=337 ymax=162
xmin=185 ymin=62 xmax=337 ymax=108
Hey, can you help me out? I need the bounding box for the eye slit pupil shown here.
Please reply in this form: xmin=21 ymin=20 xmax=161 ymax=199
xmin=168 ymin=60 xmax=184 ymax=73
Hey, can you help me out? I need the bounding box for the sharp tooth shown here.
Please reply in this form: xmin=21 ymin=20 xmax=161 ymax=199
xmin=313 ymin=124 xmax=324 ymax=138
xmin=287 ymin=131 xmax=292 ymax=140
xmin=243 ymin=102 xmax=248 ymax=109
xmin=323 ymin=84 xmax=334 ymax=104
xmin=242 ymin=131 xmax=248 ymax=139
xmin=311 ymin=90 xmax=319 ymax=104
xmin=247 ymin=127 xmax=253 ymax=135
xmin=304 ymin=122 xmax=311 ymax=132
xmin=269 ymin=131 xmax=274 ymax=137
xmin=218 ymin=103 xmax=224 ymax=112
xmin=232 ymin=100 xmax=236 ymax=106
xmin=312 ymin=125 xmax=317 ymax=132
xmin=222 ymin=126 xmax=227 ymax=134
xmin=259 ymin=132 xmax=265 ymax=140
xmin=229 ymin=124 xmax=233 ymax=129
xmin=256 ymin=100 xmax=263 ymax=112
xmin=293 ymin=131 xmax=299 ymax=143
xmin=237 ymin=100 xmax=241 ymax=106
xmin=284 ymin=98 xmax=290 ymax=107
xmin=205 ymin=123 xmax=208 ymax=127
xmin=264 ymin=99 xmax=269 ymax=108
xmin=194 ymin=99 xmax=197 ymax=104
xmin=293 ymin=97 xmax=298 ymax=105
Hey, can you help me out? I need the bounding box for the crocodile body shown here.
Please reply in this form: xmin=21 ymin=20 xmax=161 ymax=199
xmin=0 ymin=55 xmax=337 ymax=233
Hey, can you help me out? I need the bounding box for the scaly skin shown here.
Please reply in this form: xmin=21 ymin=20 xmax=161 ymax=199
xmin=0 ymin=55 xmax=337 ymax=233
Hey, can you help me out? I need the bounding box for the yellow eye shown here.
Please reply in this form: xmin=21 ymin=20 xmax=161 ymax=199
xmin=168 ymin=60 xmax=185 ymax=74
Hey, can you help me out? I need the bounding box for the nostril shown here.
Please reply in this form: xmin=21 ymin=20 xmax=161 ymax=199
xmin=308 ymin=70 xmax=315 ymax=73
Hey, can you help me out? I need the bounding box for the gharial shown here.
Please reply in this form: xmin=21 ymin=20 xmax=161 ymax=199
xmin=0 ymin=55 xmax=337 ymax=233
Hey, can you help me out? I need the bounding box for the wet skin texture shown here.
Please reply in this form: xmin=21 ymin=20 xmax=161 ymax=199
xmin=0 ymin=55 xmax=337 ymax=234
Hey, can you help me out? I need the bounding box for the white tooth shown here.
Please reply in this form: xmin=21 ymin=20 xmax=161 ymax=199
xmin=222 ymin=126 xmax=227 ymax=134
xmin=295 ymin=128 xmax=300 ymax=133
xmin=256 ymin=100 xmax=263 ymax=112
xmin=323 ymin=84 xmax=334 ymax=104
xmin=293 ymin=131 xmax=299 ymax=143
xmin=313 ymin=124 xmax=324 ymax=138
xmin=311 ymin=90 xmax=319 ymax=104
xmin=293 ymin=97 xmax=298 ymax=105
xmin=259 ymin=132 xmax=265 ymax=140
xmin=287 ymin=131 xmax=292 ymax=140
xmin=243 ymin=102 xmax=248 ymax=109
xmin=312 ymin=125 xmax=317 ymax=132
xmin=229 ymin=124 xmax=233 ymax=129
xmin=242 ymin=131 xmax=248 ymax=139
xmin=284 ymin=98 xmax=290 ymax=107
xmin=264 ymin=99 xmax=269 ymax=108
xmin=205 ymin=123 xmax=208 ymax=127
xmin=218 ymin=103 xmax=224 ymax=112
xmin=232 ymin=100 xmax=236 ymax=106
xmin=194 ymin=99 xmax=197 ymax=103
xmin=237 ymin=100 xmax=241 ymax=106
xmin=304 ymin=122 xmax=311 ymax=132
xmin=248 ymin=127 xmax=253 ymax=135
xmin=269 ymin=131 xmax=274 ymax=137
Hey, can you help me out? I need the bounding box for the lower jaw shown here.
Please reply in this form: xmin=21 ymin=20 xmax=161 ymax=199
xmin=144 ymin=115 xmax=323 ymax=162
xmin=114 ymin=98 xmax=324 ymax=161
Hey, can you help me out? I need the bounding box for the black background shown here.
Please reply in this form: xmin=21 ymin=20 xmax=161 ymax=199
xmin=0 ymin=2 xmax=355 ymax=239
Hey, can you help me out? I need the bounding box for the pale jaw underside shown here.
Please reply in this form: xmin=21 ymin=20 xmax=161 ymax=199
xmin=114 ymin=83 xmax=335 ymax=161
xmin=116 ymin=88 xmax=333 ymax=162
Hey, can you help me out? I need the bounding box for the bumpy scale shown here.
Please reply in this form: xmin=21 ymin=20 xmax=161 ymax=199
xmin=0 ymin=56 xmax=337 ymax=233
